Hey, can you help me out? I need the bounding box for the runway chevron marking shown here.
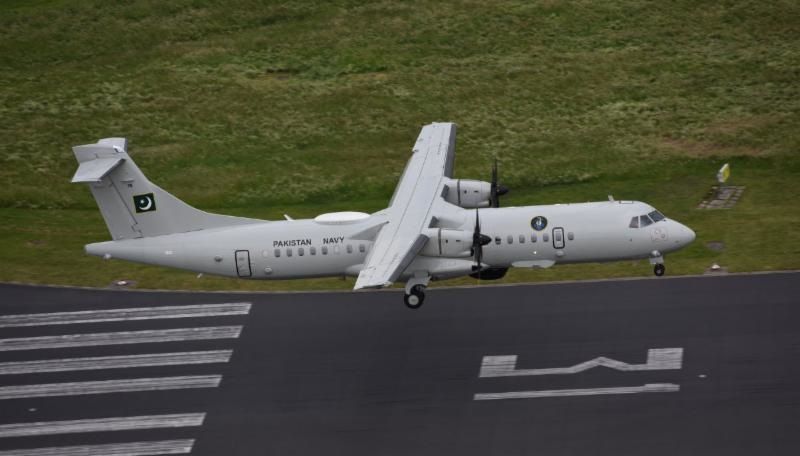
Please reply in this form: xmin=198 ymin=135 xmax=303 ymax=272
xmin=479 ymin=348 xmax=683 ymax=378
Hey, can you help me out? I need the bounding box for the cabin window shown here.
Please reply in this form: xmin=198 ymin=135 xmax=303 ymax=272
xmin=640 ymin=215 xmax=653 ymax=227
xmin=274 ymin=249 xmax=281 ymax=258
xmin=310 ymin=246 xmax=316 ymax=255
xmin=346 ymin=244 xmax=353 ymax=254
xmin=507 ymin=235 xmax=513 ymax=245
xmin=359 ymin=244 xmax=366 ymax=253
xmin=519 ymin=234 xmax=525 ymax=244
xmin=298 ymin=247 xmax=304 ymax=256
xmin=286 ymin=248 xmax=293 ymax=257
xmin=543 ymin=233 xmax=549 ymax=242
xmin=531 ymin=233 xmax=537 ymax=243
xmin=568 ymin=232 xmax=574 ymax=241
xmin=629 ymin=217 xmax=639 ymax=228
xmin=495 ymin=236 xmax=502 ymax=245
xmin=322 ymin=246 xmax=328 ymax=255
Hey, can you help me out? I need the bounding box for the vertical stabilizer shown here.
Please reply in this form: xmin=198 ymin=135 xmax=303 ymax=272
xmin=72 ymin=138 xmax=262 ymax=240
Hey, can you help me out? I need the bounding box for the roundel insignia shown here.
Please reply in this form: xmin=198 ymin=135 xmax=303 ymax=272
xmin=531 ymin=216 xmax=547 ymax=231
xmin=133 ymin=193 xmax=157 ymax=213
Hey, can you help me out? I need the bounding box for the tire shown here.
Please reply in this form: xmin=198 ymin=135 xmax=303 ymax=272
xmin=654 ymin=264 xmax=665 ymax=277
xmin=404 ymin=288 xmax=425 ymax=309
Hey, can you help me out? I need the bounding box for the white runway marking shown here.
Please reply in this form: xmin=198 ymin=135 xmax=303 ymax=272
xmin=0 ymin=413 xmax=205 ymax=438
xmin=479 ymin=348 xmax=683 ymax=378
xmin=0 ymin=439 xmax=194 ymax=456
xmin=0 ymin=375 xmax=222 ymax=400
xmin=0 ymin=326 xmax=242 ymax=352
xmin=0 ymin=303 xmax=251 ymax=328
xmin=0 ymin=350 xmax=233 ymax=375
xmin=474 ymin=383 xmax=680 ymax=401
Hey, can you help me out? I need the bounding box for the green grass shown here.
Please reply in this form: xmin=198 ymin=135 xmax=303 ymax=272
xmin=0 ymin=0 xmax=798 ymax=290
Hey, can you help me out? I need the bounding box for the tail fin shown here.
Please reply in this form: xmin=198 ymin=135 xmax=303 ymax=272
xmin=72 ymin=138 xmax=261 ymax=240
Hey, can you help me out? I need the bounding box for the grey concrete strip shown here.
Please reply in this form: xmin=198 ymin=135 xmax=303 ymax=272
xmin=0 ymin=303 xmax=251 ymax=328
xmin=0 ymin=326 xmax=242 ymax=352
xmin=0 ymin=350 xmax=233 ymax=375
xmin=0 ymin=375 xmax=221 ymax=400
xmin=0 ymin=413 xmax=205 ymax=438
xmin=0 ymin=439 xmax=194 ymax=456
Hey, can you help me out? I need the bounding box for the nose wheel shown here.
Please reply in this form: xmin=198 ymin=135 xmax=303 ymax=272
xmin=404 ymin=285 xmax=426 ymax=309
xmin=654 ymin=263 xmax=665 ymax=276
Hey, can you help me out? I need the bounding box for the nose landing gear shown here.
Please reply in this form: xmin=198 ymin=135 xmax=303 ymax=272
xmin=650 ymin=250 xmax=665 ymax=277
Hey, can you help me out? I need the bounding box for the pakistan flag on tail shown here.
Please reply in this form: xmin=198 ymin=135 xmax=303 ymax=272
xmin=134 ymin=193 xmax=156 ymax=213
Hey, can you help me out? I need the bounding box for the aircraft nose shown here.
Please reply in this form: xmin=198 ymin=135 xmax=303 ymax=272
xmin=679 ymin=223 xmax=696 ymax=246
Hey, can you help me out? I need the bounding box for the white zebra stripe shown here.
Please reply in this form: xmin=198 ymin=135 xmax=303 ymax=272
xmin=0 ymin=326 xmax=242 ymax=352
xmin=0 ymin=350 xmax=232 ymax=375
xmin=0 ymin=413 xmax=205 ymax=438
xmin=0 ymin=439 xmax=193 ymax=456
xmin=0 ymin=375 xmax=221 ymax=400
xmin=0 ymin=303 xmax=251 ymax=328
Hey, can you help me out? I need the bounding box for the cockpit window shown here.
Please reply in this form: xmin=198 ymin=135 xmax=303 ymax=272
xmin=629 ymin=217 xmax=639 ymax=228
xmin=649 ymin=210 xmax=665 ymax=222
xmin=640 ymin=215 xmax=653 ymax=227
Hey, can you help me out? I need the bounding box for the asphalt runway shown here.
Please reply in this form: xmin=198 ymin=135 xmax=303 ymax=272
xmin=0 ymin=272 xmax=798 ymax=455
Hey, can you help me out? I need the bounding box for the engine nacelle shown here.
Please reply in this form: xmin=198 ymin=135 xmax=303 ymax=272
xmin=443 ymin=179 xmax=491 ymax=208
xmin=421 ymin=228 xmax=473 ymax=258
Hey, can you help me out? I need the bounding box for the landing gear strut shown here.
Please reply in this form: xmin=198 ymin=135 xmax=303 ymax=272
xmin=650 ymin=250 xmax=665 ymax=277
xmin=404 ymin=274 xmax=430 ymax=310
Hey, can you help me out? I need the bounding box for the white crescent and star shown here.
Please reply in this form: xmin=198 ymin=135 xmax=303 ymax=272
xmin=137 ymin=196 xmax=153 ymax=211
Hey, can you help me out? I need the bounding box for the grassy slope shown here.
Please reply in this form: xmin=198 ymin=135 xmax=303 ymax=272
xmin=0 ymin=0 xmax=798 ymax=290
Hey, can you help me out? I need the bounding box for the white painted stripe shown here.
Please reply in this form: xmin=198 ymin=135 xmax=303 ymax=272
xmin=0 ymin=413 xmax=205 ymax=438
xmin=0 ymin=439 xmax=193 ymax=456
xmin=479 ymin=348 xmax=683 ymax=377
xmin=474 ymin=383 xmax=680 ymax=400
xmin=0 ymin=326 xmax=242 ymax=352
xmin=0 ymin=350 xmax=232 ymax=375
xmin=0 ymin=375 xmax=221 ymax=400
xmin=0 ymin=303 xmax=251 ymax=328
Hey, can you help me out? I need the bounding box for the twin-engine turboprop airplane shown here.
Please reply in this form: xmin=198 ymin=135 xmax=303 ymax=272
xmin=72 ymin=122 xmax=695 ymax=309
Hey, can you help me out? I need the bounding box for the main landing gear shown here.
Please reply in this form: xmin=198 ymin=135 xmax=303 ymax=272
xmin=404 ymin=285 xmax=425 ymax=309
xmin=404 ymin=275 xmax=430 ymax=310
xmin=654 ymin=263 xmax=665 ymax=277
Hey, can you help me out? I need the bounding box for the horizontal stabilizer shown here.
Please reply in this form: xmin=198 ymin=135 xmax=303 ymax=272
xmin=72 ymin=156 xmax=124 ymax=183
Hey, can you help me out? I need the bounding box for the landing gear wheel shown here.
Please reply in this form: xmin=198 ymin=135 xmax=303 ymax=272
xmin=654 ymin=263 xmax=665 ymax=277
xmin=404 ymin=285 xmax=426 ymax=309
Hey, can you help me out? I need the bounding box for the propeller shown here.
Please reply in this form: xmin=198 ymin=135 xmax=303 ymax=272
xmin=471 ymin=209 xmax=492 ymax=275
xmin=489 ymin=158 xmax=509 ymax=208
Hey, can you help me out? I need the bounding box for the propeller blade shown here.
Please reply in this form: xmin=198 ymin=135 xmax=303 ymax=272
xmin=490 ymin=158 xmax=508 ymax=207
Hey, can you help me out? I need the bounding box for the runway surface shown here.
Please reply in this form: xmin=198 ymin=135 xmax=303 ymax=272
xmin=0 ymin=272 xmax=798 ymax=455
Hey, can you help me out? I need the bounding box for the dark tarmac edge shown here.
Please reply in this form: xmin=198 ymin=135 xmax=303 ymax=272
xmin=1 ymin=269 xmax=798 ymax=295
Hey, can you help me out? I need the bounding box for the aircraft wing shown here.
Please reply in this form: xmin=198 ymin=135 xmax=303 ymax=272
xmin=354 ymin=122 xmax=457 ymax=289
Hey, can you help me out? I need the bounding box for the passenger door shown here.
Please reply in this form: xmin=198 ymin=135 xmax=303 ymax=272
xmin=235 ymin=250 xmax=252 ymax=278
xmin=552 ymin=227 xmax=565 ymax=249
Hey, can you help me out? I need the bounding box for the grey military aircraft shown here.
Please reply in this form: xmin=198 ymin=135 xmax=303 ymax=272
xmin=72 ymin=123 xmax=695 ymax=309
